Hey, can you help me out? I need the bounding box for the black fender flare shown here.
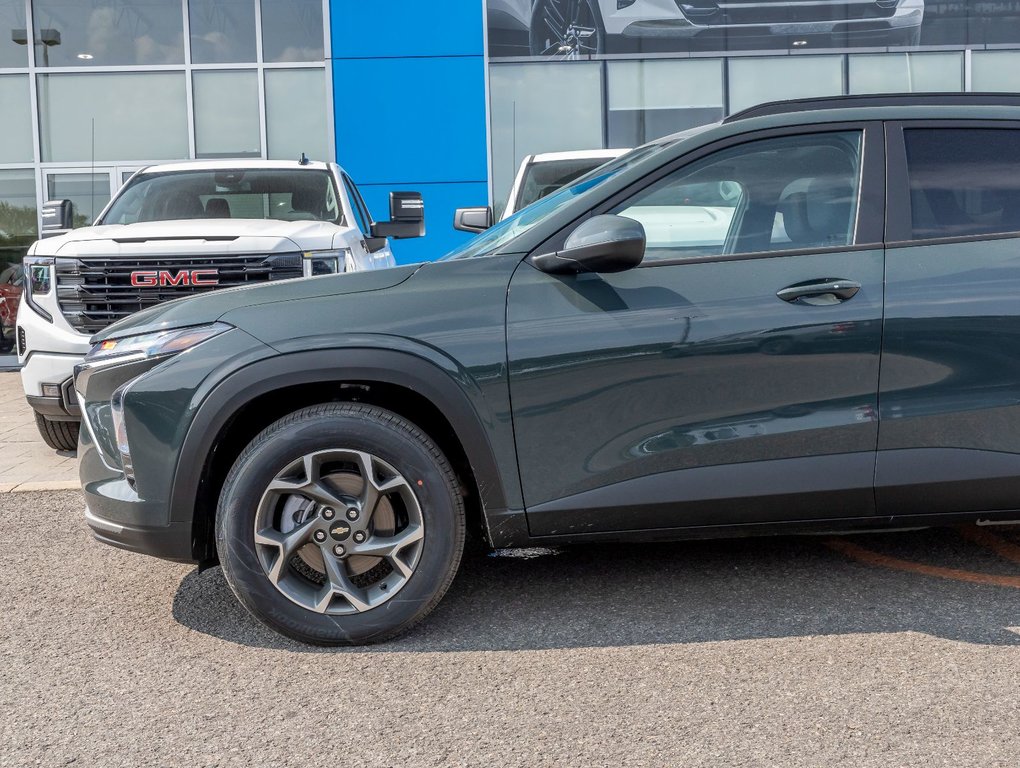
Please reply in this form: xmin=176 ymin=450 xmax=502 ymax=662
xmin=169 ymin=348 xmax=514 ymax=546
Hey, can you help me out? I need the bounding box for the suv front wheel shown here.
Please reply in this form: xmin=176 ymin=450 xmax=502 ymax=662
xmin=216 ymin=403 xmax=465 ymax=645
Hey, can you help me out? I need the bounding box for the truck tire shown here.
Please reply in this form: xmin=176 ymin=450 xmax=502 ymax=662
xmin=34 ymin=412 xmax=80 ymax=452
xmin=216 ymin=403 xmax=466 ymax=645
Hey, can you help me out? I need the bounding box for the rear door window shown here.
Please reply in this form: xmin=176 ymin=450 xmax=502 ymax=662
xmin=903 ymin=128 xmax=1020 ymax=241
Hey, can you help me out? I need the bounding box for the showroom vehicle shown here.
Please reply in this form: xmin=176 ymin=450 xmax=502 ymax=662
xmin=78 ymin=93 xmax=1020 ymax=645
xmin=456 ymin=149 xmax=626 ymax=233
xmin=514 ymin=0 xmax=924 ymax=57
xmin=18 ymin=159 xmax=423 ymax=450
xmin=0 ymin=263 xmax=22 ymax=355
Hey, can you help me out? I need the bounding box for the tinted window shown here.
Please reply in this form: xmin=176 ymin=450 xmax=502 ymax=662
xmin=904 ymin=128 xmax=1020 ymax=241
xmin=614 ymin=131 xmax=862 ymax=262
xmin=101 ymin=169 xmax=342 ymax=225
xmin=342 ymin=175 xmax=371 ymax=233
xmin=516 ymin=158 xmax=615 ymax=211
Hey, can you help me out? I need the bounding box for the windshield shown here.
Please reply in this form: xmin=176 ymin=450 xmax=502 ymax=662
xmin=442 ymin=140 xmax=680 ymax=261
xmin=100 ymin=168 xmax=343 ymax=225
xmin=515 ymin=157 xmax=622 ymax=212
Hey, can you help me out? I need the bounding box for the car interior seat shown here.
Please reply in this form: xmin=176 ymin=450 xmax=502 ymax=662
xmin=204 ymin=197 xmax=231 ymax=218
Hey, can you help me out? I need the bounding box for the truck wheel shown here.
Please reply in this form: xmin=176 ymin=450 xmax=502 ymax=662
xmin=34 ymin=413 xmax=80 ymax=452
xmin=216 ymin=403 xmax=465 ymax=645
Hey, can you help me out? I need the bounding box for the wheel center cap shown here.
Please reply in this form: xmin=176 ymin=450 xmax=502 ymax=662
xmin=328 ymin=521 xmax=352 ymax=542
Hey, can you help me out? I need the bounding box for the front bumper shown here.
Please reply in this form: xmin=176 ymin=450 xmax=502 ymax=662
xmin=611 ymin=0 xmax=924 ymax=40
xmin=77 ymin=327 xmax=274 ymax=564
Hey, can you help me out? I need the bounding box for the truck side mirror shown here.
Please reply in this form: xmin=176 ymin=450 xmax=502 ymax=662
xmin=40 ymin=199 xmax=74 ymax=239
xmin=453 ymin=206 xmax=493 ymax=233
xmin=370 ymin=191 xmax=425 ymax=240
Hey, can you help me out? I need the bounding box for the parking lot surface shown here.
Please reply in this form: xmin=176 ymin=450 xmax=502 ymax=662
xmin=0 ymin=372 xmax=79 ymax=492
xmin=1 ymin=490 xmax=1018 ymax=767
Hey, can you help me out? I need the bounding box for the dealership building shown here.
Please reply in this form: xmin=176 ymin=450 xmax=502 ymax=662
xmin=3 ymin=0 xmax=1020 ymax=281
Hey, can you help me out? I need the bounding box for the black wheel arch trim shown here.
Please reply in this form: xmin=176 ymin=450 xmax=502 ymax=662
xmin=169 ymin=348 xmax=517 ymax=558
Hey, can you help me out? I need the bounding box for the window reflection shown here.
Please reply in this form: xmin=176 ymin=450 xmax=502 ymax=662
xmin=31 ymin=0 xmax=185 ymax=67
xmin=0 ymin=0 xmax=28 ymax=67
xmin=260 ymin=0 xmax=324 ymax=62
xmin=189 ymin=0 xmax=257 ymax=64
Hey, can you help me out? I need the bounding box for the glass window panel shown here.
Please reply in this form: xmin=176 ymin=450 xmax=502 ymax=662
xmin=971 ymin=51 xmax=1020 ymax=92
xmin=849 ymin=52 xmax=962 ymax=95
xmin=38 ymin=72 xmax=188 ymax=162
xmin=614 ymin=132 xmax=862 ymax=262
xmin=264 ymin=68 xmax=327 ymax=160
xmin=193 ymin=70 xmax=261 ymax=159
xmin=0 ymin=0 xmax=28 ymax=67
xmin=728 ymin=56 xmax=843 ymax=114
xmin=488 ymin=62 xmax=603 ymax=219
xmin=608 ymin=59 xmax=724 ymax=148
xmin=31 ymin=0 xmax=184 ymax=67
xmin=0 ymin=169 xmax=37 ymax=272
xmin=260 ymin=0 xmax=323 ymax=62
xmin=0 ymin=169 xmax=34 ymax=356
xmin=45 ymin=172 xmax=111 ymax=228
xmin=189 ymin=0 xmax=257 ymax=64
xmin=904 ymin=128 xmax=1020 ymax=241
xmin=0 ymin=76 xmax=33 ymax=163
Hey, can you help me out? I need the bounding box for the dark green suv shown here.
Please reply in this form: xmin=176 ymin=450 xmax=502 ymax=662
xmin=77 ymin=94 xmax=1020 ymax=645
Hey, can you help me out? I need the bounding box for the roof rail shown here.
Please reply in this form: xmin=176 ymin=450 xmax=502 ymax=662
xmin=724 ymin=93 xmax=1020 ymax=123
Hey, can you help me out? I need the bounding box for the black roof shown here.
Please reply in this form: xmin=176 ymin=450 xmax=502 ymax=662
xmin=724 ymin=92 xmax=1020 ymax=123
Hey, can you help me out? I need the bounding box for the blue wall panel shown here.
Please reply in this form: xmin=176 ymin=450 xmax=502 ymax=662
xmin=330 ymin=0 xmax=489 ymax=262
xmin=359 ymin=182 xmax=489 ymax=264
xmin=331 ymin=0 xmax=484 ymax=58
xmin=333 ymin=56 xmax=488 ymax=185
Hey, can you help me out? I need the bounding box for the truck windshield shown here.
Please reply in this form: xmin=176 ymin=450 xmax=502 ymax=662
xmin=514 ymin=157 xmax=620 ymax=212
xmin=99 ymin=169 xmax=343 ymax=225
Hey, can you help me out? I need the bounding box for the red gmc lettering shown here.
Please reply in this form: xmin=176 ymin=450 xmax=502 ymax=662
xmin=129 ymin=270 xmax=220 ymax=287
xmin=189 ymin=269 xmax=219 ymax=286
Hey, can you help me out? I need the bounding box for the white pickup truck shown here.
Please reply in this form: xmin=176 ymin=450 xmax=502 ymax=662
xmin=17 ymin=158 xmax=424 ymax=450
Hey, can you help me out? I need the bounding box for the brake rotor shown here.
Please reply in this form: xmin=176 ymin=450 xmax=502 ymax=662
xmin=279 ymin=470 xmax=395 ymax=577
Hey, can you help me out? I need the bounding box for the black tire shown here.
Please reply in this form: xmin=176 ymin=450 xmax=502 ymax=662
xmin=530 ymin=0 xmax=605 ymax=57
xmin=34 ymin=412 xmax=80 ymax=452
xmin=215 ymin=403 xmax=465 ymax=646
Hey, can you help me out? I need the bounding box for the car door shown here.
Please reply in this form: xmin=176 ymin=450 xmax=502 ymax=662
xmin=507 ymin=123 xmax=887 ymax=536
xmin=877 ymin=121 xmax=1020 ymax=516
xmin=339 ymin=172 xmax=395 ymax=270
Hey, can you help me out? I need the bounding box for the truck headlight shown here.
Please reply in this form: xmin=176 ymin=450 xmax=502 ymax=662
xmin=302 ymin=248 xmax=351 ymax=275
xmin=22 ymin=256 xmax=53 ymax=322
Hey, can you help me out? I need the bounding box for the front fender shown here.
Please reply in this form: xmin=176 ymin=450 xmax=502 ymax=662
xmin=170 ymin=347 xmax=524 ymax=553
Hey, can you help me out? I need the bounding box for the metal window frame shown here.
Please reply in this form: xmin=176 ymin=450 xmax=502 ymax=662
xmin=0 ymin=0 xmax=334 ymax=236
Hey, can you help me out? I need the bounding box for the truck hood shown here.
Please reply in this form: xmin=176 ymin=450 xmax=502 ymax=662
xmin=96 ymin=264 xmax=422 ymax=342
xmin=34 ymin=218 xmax=344 ymax=256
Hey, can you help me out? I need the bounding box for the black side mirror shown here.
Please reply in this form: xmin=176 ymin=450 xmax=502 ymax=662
xmin=40 ymin=199 xmax=74 ymax=239
xmin=453 ymin=206 xmax=493 ymax=233
xmin=532 ymin=215 xmax=645 ymax=275
xmin=371 ymin=191 xmax=425 ymax=240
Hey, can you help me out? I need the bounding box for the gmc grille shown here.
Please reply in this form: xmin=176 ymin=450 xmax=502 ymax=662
xmin=676 ymin=0 xmax=898 ymax=26
xmin=55 ymin=253 xmax=303 ymax=334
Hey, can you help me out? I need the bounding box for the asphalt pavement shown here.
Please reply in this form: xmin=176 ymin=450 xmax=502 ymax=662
xmin=1 ymin=490 xmax=1018 ymax=767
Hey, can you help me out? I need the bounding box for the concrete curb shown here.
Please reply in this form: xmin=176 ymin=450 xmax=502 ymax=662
xmin=0 ymin=481 xmax=81 ymax=494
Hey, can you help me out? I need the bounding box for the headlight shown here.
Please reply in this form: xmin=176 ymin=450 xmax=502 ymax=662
xmin=85 ymin=322 xmax=232 ymax=365
xmin=302 ymin=248 xmax=351 ymax=275
xmin=78 ymin=322 xmax=231 ymax=485
xmin=22 ymin=256 xmax=53 ymax=322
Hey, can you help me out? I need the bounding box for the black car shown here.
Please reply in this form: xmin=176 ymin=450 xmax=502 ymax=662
xmin=77 ymin=94 xmax=1020 ymax=645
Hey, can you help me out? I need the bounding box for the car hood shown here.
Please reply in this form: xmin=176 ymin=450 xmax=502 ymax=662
xmin=34 ymin=218 xmax=343 ymax=256
xmin=95 ymin=264 xmax=422 ymax=342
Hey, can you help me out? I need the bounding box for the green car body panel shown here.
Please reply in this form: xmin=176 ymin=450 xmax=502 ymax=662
xmin=77 ymin=99 xmax=1020 ymax=565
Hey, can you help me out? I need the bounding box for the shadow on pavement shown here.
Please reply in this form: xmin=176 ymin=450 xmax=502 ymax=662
xmin=172 ymin=527 xmax=1020 ymax=653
